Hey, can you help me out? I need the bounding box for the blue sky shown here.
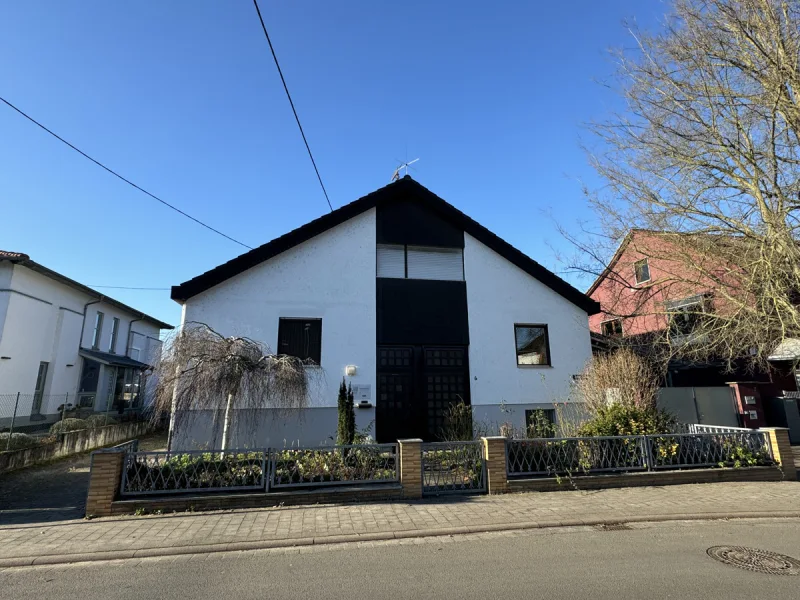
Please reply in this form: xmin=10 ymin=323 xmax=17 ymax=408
xmin=1 ymin=1 xmax=666 ymax=327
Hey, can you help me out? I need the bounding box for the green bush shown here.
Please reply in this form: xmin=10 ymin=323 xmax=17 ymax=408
xmin=273 ymin=447 xmax=396 ymax=485
xmin=577 ymin=403 xmax=676 ymax=437
xmin=125 ymin=451 xmax=266 ymax=492
xmin=86 ymin=415 xmax=118 ymax=428
xmin=0 ymin=432 xmax=41 ymax=451
xmin=49 ymin=418 xmax=89 ymax=434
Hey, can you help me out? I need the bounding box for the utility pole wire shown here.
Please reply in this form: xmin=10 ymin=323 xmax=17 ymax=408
xmin=0 ymin=96 xmax=253 ymax=250
xmin=88 ymin=285 xmax=171 ymax=290
xmin=251 ymin=0 xmax=333 ymax=212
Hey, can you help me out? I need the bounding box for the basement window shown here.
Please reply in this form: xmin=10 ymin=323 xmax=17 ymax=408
xmin=277 ymin=318 xmax=322 ymax=365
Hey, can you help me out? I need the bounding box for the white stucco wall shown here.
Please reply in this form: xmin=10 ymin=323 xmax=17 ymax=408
xmin=0 ymin=263 xmax=13 ymax=345
xmin=181 ymin=209 xmax=377 ymax=410
xmin=464 ymin=233 xmax=592 ymax=408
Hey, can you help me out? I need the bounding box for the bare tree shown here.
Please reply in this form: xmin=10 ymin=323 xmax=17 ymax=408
xmin=572 ymin=348 xmax=661 ymax=414
xmin=152 ymin=323 xmax=313 ymax=451
xmin=571 ymin=0 xmax=800 ymax=369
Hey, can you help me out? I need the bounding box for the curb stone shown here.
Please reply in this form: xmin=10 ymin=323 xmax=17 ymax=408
xmin=2 ymin=511 xmax=800 ymax=568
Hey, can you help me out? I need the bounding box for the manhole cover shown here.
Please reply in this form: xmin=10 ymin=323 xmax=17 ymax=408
xmin=707 ymin=546 xmax=800 ymax=576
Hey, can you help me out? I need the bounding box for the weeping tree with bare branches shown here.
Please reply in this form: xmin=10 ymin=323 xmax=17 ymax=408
xmin=569 ymin=0 xmax=800 ymax=370
xmin=152 ymin=323 xmax=312 ymax=451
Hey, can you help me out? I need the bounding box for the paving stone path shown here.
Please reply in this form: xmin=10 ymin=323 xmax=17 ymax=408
xmin=0 ymin=480 xmax=798 ymax=565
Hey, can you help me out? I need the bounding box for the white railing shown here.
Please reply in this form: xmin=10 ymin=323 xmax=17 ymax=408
xmin=688 ymin=424 xmax=751 ymax=434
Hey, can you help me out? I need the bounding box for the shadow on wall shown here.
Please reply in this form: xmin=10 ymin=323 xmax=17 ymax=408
xmin=171 ymin=407 xmax=376 ymax=450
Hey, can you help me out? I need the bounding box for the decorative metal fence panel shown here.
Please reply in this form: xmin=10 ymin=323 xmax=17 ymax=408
xmin=648 ymin=432 xmax=773 ymax=469
xmin=269 ymin=444 xmax=398 ymax=489
xmin=506 ymin=430 xmax=774 ymax=478
xmin=121 ymin=450 xmax=268 ymax=496
xmin=421 ymin=441 xmax=486 ymax=495
xmin=507 ymin=436 xmax=647 ymax=477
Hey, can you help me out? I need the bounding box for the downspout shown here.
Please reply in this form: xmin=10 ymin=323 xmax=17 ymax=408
xmin=125 ymin=314 xmax=145 ymax=418
xmin=126 ymin=314 xmax=144 ymax=358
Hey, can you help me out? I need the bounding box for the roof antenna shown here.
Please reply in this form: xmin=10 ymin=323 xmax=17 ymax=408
xmin=391 ymin=158 xmax=419 ymax=182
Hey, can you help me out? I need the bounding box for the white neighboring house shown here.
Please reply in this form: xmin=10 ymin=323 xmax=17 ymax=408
xmin=0 ymin=251 xmax=173 ymax=430
xmin=170 ymin=177 xmax=600 ymax=448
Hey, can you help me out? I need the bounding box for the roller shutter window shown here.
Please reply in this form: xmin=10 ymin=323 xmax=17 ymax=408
xmin=377 ymin=244 xmax=406 ymax=278
xmin=406 ymin=246 xmax=463 ymax=281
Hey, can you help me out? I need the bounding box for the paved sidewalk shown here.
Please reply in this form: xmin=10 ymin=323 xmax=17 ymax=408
xmin=0 ymin=480 xmax=799 ymax=567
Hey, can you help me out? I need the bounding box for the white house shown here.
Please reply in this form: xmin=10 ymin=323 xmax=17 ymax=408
xmin=169 ymin=177 xmax=600 ymax=448
xmin=0 ymin=251 xmax=173 ymax=430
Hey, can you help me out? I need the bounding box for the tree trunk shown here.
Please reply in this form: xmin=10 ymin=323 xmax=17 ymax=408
xmin=221 ymin=393 xmax=234 ymax=455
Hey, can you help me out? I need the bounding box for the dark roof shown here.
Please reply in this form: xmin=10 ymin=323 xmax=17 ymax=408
xmin=0 ymin=251 xmax=174 ymax=330
xmin=171 ymin=177 xmax=600 ymax=315
xmin=79 ymin=348 xmax=151 ymax=369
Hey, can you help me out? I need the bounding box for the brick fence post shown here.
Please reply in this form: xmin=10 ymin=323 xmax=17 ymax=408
xmin=760 ymin=427 xmax=797 ymax=480
xmin=482 ymin=436 xmax=509 ymax=494
xmin=398 ymin=439 xmax=423 ymax=499
xmin=85 ymin=449 xmax=125 ymax=518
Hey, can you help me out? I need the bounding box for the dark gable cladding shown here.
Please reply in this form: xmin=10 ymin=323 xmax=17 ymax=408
xmin=171 ymin=176 xmax=601 ymax=315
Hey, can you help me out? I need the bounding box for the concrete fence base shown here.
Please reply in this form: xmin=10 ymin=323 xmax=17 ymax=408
xmin=0 ymin=421 xmax=151 ymax=473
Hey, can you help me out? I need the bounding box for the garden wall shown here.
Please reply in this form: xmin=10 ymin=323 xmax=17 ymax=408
xmin=0 ymin=421 xmax=151 ymax=473
xmin=506 ymin=465 xmax=781 ymax=493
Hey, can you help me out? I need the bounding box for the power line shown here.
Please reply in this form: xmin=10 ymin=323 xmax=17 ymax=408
xmin=251 ymin=0 xmax=333 ymax=212
xmin=0 ymin=96 xmax=253 ymax=250
xmin=88 ymin=285 xmax=170 ymax=291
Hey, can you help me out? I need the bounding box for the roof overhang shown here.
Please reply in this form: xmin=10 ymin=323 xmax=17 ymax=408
xmin=171 ymin=177 xmax=601 ymax=315
xmin=79 ymin=348 xmax=152 ymax=369
xmin=0 ymin=253 xmax=174 ymax=330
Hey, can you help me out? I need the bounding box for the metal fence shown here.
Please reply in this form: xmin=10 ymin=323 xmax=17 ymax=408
xmin=507 ymin=436 xmax=648 ymax=476
xmin=0 ymin=393 xmax=72 ymax=436
xmin=648 ymin=432 xmax=772 ymax=469
xmin=1 ymin=392 xmax=147 ymax=439
xmin=120 ymin=450 xmax=268 ymax=495
xmin=421 ymin=441 xmax=486 ymax=495
xmin=507 ymin=431 xmax=773 ymax=478
xmin=269 ymin=444 xmax=398 ymax=489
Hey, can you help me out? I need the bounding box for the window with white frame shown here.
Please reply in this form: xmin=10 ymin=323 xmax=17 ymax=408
xmin=634 ymin=259 xmax=651 ymax=284
xmin=91 ymin=311 xmax=104 ymax=349
xmin=666 ymin=294 xmax=710 ymax=339
xmin=600 ymin=319 xmax=623 ymax=337
xmin=108 ymin=317 xmax=120 ymax=353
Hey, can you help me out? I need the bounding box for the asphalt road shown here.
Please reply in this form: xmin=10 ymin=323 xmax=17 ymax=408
xmin=2 ymin=518 xmax=799 ymax=599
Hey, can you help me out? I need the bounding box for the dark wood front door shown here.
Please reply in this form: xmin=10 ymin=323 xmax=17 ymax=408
xmin=376 ymin=345 xmax=470 ymax=442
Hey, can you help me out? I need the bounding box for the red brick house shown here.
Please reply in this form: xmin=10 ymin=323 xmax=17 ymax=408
xmin=586 ymin=230 xmax=800 ymax=433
